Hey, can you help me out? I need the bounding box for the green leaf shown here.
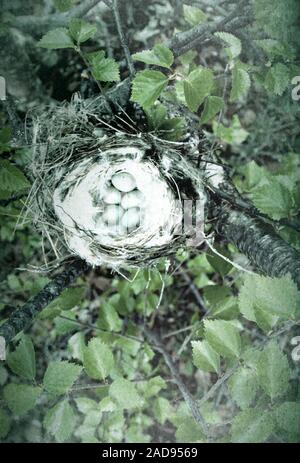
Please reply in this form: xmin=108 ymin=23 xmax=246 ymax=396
xmin=228 ymin=367 xmax=259 ymax=409
xmin=145 ymin=102 xmax=186 ymax=140
xmin=131 ymin=70 xmax=169 ymax=108
xmin=183 ymin=5 xmax=207 ymax=26
xmin=54 ymin=0 xmax=76 ymax=11
xmin=153 ymin=397 xmax=172 ymax=425
xmin=264 ymin=63 xmax=290 ymax=96
xmin=40 ymin=286 xmax=85 ymax=319
xmin=183 ymin=67 xmax=214 ymax=112
xmin=3 ymin=384 xmax=41 ymax=416
xmin=137 ymin=376 xmax=167 ymax=398
xmin=239 ymin=274 xmax=299 ymax=321
xmin=44 ymin=399 xmax=77 ymax=442
xmin=256 ymin=340 xmax=291 ymax=399
xmin=68 ymin=332 xmax=85 ymax=362
xmin=109 ymin=378 xmax=142 ymax=409
xmin=54 ymin=311 xmax=78 ymax=335
xmin=200 ymin=96 xmax=224 ymax=124
xmin=98 ymin=302 xmax=123 ymax=332
xmin=215 ymin=32 xmax=242 ymax=60
xmin=75 ymin=397 xmax=100 ymax=414
xmin=38 ymin=28 xmax=75 ymax=49
xmin=83 ymin=338 xmax=114 ymax=380
xmin=206 ymin=245 xmax=232 ymax=276
xmin=43 ymin=360 xmax=82 ymax=396
xmin=0 ymin=365 xmax=8 ymax=386
xmin=0 ymin=160 xmax=30 ymax=193
xmin=213 ymin=115 xmax=248 ymax=145
xmin=191 ymin=340 xmax=220 ymax=373
xmin=90 ymin=51 xmax=120 ymax=82
xmin=0 ymin=127 xmax=11 ymax=153
xmin=275 ymin=402 xmax=300 ymax=434
xmin=203 ymin=285 xmax=238 ymax=320
xmin=0 ymin=408 xmax=11 ymax=439
xmin=7 ymin=335 xmax=36 ymax=380
xmin=231 ymin=408 xmax=275 ymax=443
xmin=251 ymin=177 xmax=294 ymax=220
xmin=132 ymin=44 xmax=174 ymax=69
xmin=230 ymin=65 xmax=251 ymax=102
xmin=69 ymin=19 xmax=97 ymax=44
xmin=204 ymin=319 xmax=241 ymax=358
xmin=175 ymin=417 xmax=205 ymax=443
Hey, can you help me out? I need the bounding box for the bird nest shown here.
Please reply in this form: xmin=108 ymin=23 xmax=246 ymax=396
xmin=24 ymin=94 xmax=211 ymax=270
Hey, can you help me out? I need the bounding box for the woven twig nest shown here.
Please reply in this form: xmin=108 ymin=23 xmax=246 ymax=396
xmin=26 ymin=95 xmax=210 ymax=269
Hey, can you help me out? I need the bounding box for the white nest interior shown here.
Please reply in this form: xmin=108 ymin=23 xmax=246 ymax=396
xmin=53 ymin=146 xmax=183 ymax=266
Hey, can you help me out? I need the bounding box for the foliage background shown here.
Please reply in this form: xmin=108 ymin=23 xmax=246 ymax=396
xmin=0 ymin=0 xmax=300 ymax=443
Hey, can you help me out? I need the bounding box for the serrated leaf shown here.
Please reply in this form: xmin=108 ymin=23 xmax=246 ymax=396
xmin=256 ymin=340 xmax=291 ymax=399
xmin=68 ymin=332 xmax=85 ymax=362
xmin=131 ymin=70 xmax=169 ymax=108
xmin=43 ymin=360 xmax=82 ymax=396
xmin=231 ymin=408 xmax=275 ymax=443
xmin=109 ymin=378 xmax=142 ymax=409
xmin=204 ymin=319 xmax=241 ymax=358
xmin=40 ymin=286 xmax=85 ymax=319
xmin=213 ymin=115 xmax=248 ymax=145
xmin=239 ymin=274 xmax=299 ymax=321
xmin=137 ymin=376 xmax=167 ymax=398
xmin=0 ymin=127 xmax=11 ymax=153
xmin=228 ymin=367 xmax=259 ymax=409
xmin=230 ymin=66 xmax=251 ymax=101
xmin=251 ymin=177 xmax=294 ymax=220
xmin=200 ymin=96 xmax=224 ymax=124
xmin=183 ymin=5 xmax=207 ymax=26
xmin=145 ymin=102 xmax=186 ymax=140
xmin=183 ymin=67 xmax=214 ymax=112
xmin=75 ymin=397 xmax=100 ymax=414
xmin=275 ymin=402 xmax=300 ymax=434
xmin=175 ymin=417 xmax=205 ymax=443
xmin=38 ymin=28 xmax=75 ymax=49
xmin=83 ymin=338 xmax=114 ymax=380
xmin=91 ymin=51 xmax=120 ymax=82
xmin=206 ymin=245 xmax=232 ymax=276
xmin=0 ymin=160 xmax=30 ymax=193
xmin=0 ymin=408 xmax=11 ymax=439
xmin=54 ymin=0 xmax=76 ymax=12
xmin=98 ymin=302 xmax=122 ymax=332
xmin=215 ymin=32 xmax=242 ymax=60
xmin=191 ymin=340 xmax=220 ymax=373
xmin=132 ymin=44 xmax=174 ymax=69
xmin=0 ymin=365 xmax=8 ymax=386
xmin=7 ymin=335 xmax=36 ymax=380
xmin=69 ymin=19 xmax=97 ymax=44
xmin=153 ymin=397 xmax=172 ymax=425
xmin=264 ymin=63 xmax=290 ymax=96
xmin=44 ymin=399 xmax=77 ymax=442
xmin=203 ymin=285 xmax=238 ymax=320
xmin=3 ymin=384 xmax=41 ymax=416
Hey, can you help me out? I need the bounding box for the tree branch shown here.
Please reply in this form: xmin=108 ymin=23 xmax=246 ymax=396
xmin=14 ymin=0 xmax=102 ymax=34
xmin=0 ymin=259 xmax=89 ymax=344
xmin=143 ymin=327 xmax=210 ymax=438
xmin=167 ymin=1 xmax=253 ymax=57
xmin=217 ymin=209 xmax=300 ymax=289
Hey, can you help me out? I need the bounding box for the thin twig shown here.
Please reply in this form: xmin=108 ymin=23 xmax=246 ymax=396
xmin=144 ymin=327 xmax=210 ymax=438
xmin=198 ymin=365 xmax=238 ymax=407
xmin=105 ymin=0 xmax=135 ymax=77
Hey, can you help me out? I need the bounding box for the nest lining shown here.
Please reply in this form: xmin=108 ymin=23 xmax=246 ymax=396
xmin=24 ymin=96 xmax=217 ymax=269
